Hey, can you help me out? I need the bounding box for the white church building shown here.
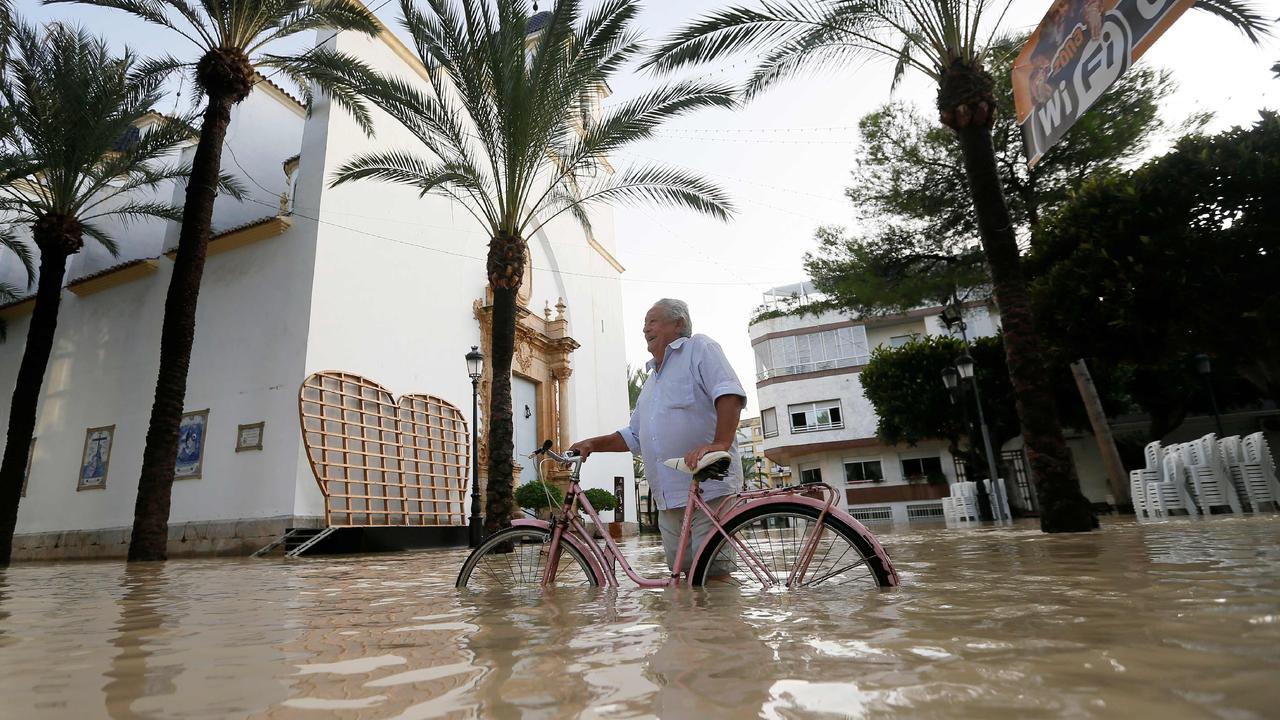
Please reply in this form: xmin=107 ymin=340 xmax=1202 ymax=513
xmin=0 ymin=16 xmax=635 ymax=560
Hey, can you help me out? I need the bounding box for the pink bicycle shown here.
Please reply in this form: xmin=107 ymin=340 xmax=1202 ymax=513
xmin=456 ymin=442 xmax=899 ymax=590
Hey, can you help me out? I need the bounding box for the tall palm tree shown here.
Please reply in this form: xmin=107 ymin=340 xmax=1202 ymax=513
xmin=331 ymin=0 xmax=735 ymax=534
xmin=645 ymin=0 xmax=1271 ymax=533
xmin=0 ymin=22 xmax=195 ymax=565
xmin=51 ymin=0 xmax=383 ymax=560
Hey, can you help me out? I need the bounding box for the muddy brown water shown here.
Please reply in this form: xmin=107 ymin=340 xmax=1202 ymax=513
xmin=1 ymin=516 xmax=1278 ymax=719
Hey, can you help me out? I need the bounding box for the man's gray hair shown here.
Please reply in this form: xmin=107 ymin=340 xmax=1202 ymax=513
xmin=653 ymin=298 xmax=692 ymax=337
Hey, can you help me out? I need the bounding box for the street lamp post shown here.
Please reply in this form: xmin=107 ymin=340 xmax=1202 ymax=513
xmin=939 ymin=301 xmax=1000 ymax=521
xmin=465 ymin=346 xmax=484 ymax=547
xmin=1195 ymin=353 xmax=1225 ymax=437
xmin=755 ymin=456 xmax=766 ymax=490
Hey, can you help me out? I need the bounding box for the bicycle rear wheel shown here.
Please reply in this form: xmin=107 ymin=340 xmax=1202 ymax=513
xmin=456 ymin=526 xmax=600 ymax=590
xmin=692 ymin=503 xmax=893 ymax=589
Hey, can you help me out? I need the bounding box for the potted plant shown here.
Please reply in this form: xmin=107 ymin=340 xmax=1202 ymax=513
xmin=584 ymin=488 xmax=622 ymax=539
xmin=515 ymin=480 xmax=564 ymax=520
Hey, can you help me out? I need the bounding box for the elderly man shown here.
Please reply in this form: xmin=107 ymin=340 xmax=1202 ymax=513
xmin=570 ymin=298 xmax=746 ymax=578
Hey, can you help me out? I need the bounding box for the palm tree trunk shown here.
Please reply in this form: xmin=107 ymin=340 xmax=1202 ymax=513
xmin=0 ymin=245 xmax=71 ymax=566
xmin=128 ymin=92 xmax=234 ymax=561
xmin=484 ymin=283 xmax=518 ymax=535
xmin=952 ymin=122 xmax=1094 ymax=533
xmin=482 ymin=231 xmax=526 ymax=535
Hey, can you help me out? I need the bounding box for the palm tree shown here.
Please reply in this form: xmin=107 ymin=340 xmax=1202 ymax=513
xmin=331 ymin=0 xmax=735 ymax=534
xmin=51 ymin=0 xmax=383 ymax=560
xmin=645 ymin=0 xmax=1271 ymax=533
xmin=0 ymin=22 xmax=195 ymax=565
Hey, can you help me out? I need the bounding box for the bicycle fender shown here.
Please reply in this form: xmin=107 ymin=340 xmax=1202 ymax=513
xmin=509 ymin=519 xmax=609 ymax=585
xmin=691 ymin=495 xmax=900 ymax=587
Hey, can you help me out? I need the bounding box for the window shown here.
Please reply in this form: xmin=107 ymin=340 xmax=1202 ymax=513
xmin=888 ymin=334 xmax=914 ymax=348
xmin=788 ymin=400 xmax=843 ymax=432
xmin=800 ymin=466 xmax=823 ymax=484
xmin=848 ymin=506 xmax=893 ymax=523
xmin=761 ymin=408 xmax=778 ymax=438
xmin=756 ymin=326 xmax=870 ymax=380
xmin=901 ymin=456 xmax=944 ymax=481
xmin=844 ymin=459 xmax=883 ymax=484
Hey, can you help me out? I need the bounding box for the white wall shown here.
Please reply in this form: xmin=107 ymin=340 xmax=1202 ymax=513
xmin=299 ymin=30 xmax=635 ymax=521
xmin=1 ymin=91 xmax=311 ymax=535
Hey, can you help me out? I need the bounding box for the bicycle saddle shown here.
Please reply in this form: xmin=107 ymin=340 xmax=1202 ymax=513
xmin=663 ymin=451 xmax=732 ymax=480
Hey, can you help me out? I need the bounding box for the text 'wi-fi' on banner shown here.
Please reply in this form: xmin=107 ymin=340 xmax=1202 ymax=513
xmin=1012 ymin=0 xmax=1194 ymax=167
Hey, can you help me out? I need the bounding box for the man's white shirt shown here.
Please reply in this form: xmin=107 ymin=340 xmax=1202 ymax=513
xmin=619 ymin=334 xmax=747 ymax=510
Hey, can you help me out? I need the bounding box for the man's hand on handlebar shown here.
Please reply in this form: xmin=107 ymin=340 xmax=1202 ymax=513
xmin=567 ymin=438 xmax=596 ymax=461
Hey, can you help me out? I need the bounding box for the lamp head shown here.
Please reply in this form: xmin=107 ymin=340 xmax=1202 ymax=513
xmin=956 ymin=353 xmax=975 ymax=380
xmin=465 ymin=345 xmax=484 ymax=379
xmin=939 ymin=302 xmax=963 ymax=330
xmin=941 ymin=366 xmax=959 ymax=391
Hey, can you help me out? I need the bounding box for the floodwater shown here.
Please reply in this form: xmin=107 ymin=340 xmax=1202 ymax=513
xmin=2 ymin=516 xmax=1279 ymax=719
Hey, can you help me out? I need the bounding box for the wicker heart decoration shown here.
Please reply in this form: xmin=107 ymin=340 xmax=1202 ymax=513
xmin=299 ymin=371 xmax=470 ymax=527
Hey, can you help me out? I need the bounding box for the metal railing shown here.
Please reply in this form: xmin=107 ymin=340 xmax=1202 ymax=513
xmin=757 ymin=354 xmax=868 ymax=381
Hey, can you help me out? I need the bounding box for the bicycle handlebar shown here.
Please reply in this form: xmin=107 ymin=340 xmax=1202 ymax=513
xmin=531 ymin=439 xmax=583 ymax=467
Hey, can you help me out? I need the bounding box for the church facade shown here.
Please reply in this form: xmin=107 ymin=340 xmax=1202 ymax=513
xmin=0 ymin=21 xmax=634 ymax=560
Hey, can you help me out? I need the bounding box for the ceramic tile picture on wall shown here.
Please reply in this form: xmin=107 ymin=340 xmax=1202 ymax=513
xmin=78 ymin=426 xmax=114 ymax=490
xmin=175 ymin=410 xmax=209 ymax=480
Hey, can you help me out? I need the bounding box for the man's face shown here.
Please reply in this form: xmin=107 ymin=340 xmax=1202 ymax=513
xmin=643 ymin=305 xmax=684 ymax=359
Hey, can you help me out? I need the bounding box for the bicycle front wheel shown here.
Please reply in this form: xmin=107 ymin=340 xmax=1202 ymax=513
xmin=692 ymin=503 xmax=893 ymax=589
xmin=456 ymin=526 xmax=600 ymax=590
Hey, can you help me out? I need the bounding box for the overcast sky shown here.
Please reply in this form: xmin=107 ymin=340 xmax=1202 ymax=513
xmin=16 ymin=0 xmax=1277 ymax=418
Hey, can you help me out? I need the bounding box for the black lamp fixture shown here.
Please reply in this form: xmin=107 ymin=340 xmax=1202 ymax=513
xmin=939 ymin=301 xmax=964 ymax=330
xmin=955 ymin=352 xmax=975 ymax=380
xmin=1194 ymin=352 xmax=1212 ymax=377
xmin=465 ymin=345 xmax=484 ymax=547
xmin=941 ymin=366 xmax=959 ymax=393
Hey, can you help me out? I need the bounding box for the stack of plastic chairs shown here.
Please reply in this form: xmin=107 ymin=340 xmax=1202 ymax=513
xmin=1241 ymin=432 xmax=1280 ymax=511
xmin=1145 ymin=449 xmax=1200 ymax=519
xmin=981 ymin=477 xmax=1012 ymax=521
xmin=1217 ymin=435 xmax=1260 ymax=511
xmin=1129 ymin=441 xmax=1162 ymax=521
xmin=1177 ymin=434 xmax=1243 ymax=515
xmin=947 ymin=481 xmax=980 ymax=523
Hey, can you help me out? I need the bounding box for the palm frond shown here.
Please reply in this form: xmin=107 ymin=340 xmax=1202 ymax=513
xmin=260 ymin=47 xmax=379 ymax=137
xmin=79 ymin=221 xmax=121 ymax=257
xmin=536 ymin=164 xmax=734 ymax=234
xmin=1190 ymin=0 xmax=1272 ymax=43
xmin=0 ymin=225 xmax=36 ymax=288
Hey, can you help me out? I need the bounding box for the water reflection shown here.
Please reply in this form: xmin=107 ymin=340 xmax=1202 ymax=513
xmin=104 ymin=565 xmax=179 ymax=718
xmin=0 ymin=517 xmax=1277 ymax=718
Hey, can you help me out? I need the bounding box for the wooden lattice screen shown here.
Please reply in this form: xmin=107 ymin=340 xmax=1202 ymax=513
xmin=299 ymin=371 xmax=469 ymax=527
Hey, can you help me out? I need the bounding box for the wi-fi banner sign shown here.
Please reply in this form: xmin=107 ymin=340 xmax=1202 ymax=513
xmin=1013 ymin=0 xmax=1194 ymax=167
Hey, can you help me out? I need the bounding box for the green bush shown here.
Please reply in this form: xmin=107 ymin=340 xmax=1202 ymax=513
xmin=514 ymin=480 xmax=564 ymax=510
xmin=584 ymin=488 xmax=618 ymax=512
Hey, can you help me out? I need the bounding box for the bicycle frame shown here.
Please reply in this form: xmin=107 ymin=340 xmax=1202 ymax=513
xmin=524 ymin=449 xmax=898 ymax=588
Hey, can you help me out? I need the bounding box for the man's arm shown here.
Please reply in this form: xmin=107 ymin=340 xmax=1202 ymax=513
xmin=569 ymin=431 xmax=629 ymax=460
xmin=683 ymin=394 xmax=745 ymax=470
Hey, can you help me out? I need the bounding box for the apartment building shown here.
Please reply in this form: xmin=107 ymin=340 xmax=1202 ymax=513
xmin=749 ymin=295 xmax=1006 ymax=526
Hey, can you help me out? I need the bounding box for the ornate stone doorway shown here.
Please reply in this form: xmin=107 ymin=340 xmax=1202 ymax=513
xmin=473 ymin=289 xmax=580 ymax=500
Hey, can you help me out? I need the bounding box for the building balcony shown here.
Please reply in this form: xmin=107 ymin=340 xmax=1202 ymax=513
xmin=844 ymin=483 xmax=951 ymax=506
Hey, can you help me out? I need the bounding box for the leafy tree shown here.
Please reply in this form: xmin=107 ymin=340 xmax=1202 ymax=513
xmin=515 ymin=480 xmax=564 ymax=510
xmin=1031 ymin=112 xmax=1280 ymax=436
xmin=57 ymin=0 xmax=382 ymax=561
xmin=584 ymin=487 xmax=617 ymax=512
xmin=646 ymin=0 xmax=1268 ymax=533
xmin=803 ymin=43 xmax=1180 ymax=316
xmin=332 ymin=0 xmax=734 ymax=534
xmin=0 ymin=23 xmax=193 ymax=565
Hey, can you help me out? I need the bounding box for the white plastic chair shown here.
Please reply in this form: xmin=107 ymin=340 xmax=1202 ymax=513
xmin=982 ymin=477 xmax=1011 ymax=521
xmin=1177 ymin=434 xmax=1243 ymax=515
xmin=1145 ymin=450 xmax=1200 ymax=519
xmin=1241 ymin=432 xmax=1280 ymax=511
